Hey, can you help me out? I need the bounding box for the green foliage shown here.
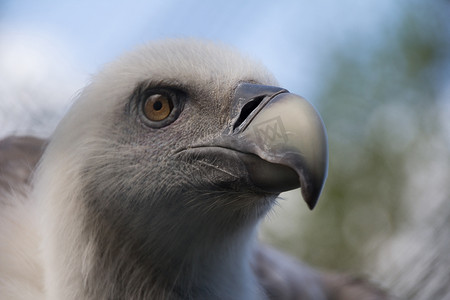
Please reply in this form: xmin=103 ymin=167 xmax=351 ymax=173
xmin=263 ymin=0 xmax=450 ymax=273
xmin=307 ymin=1 xmax=449 ymax=271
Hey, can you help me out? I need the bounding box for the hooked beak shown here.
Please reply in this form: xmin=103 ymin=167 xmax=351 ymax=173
xmin=224 ymin=83 xmax=328 ymax=209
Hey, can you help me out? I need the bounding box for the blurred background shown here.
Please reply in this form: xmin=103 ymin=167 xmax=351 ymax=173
xmin=1 ymin=1 xmax=449 ymax=299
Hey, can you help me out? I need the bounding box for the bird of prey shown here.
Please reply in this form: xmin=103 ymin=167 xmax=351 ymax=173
xmin=0 ymin=39 xmax=389 ymax=299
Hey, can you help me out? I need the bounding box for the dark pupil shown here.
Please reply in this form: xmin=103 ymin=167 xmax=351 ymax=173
xmin=153 ymin=100 xmax=163 ymax=111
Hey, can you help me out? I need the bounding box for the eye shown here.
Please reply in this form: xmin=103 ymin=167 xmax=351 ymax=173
xmin=138 ymin=88 xmax=184 ymax=128
xmin=143 ymin=94 xmax=173 ymax=121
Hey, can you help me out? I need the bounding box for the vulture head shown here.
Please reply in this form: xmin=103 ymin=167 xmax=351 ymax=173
xmin=31 ymin=39 xmax=328 ymax=299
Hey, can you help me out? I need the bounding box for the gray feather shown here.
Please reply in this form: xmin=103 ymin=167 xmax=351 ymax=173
xmin=0 ymin=39 xmax=391 ymax=300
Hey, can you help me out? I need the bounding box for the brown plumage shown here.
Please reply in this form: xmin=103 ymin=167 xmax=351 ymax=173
xmin=0 ymin=136 xmax=46 ymax=196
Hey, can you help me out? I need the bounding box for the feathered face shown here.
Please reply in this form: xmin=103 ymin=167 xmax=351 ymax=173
xmin=42 ymin=39 xmax=327 ymax=245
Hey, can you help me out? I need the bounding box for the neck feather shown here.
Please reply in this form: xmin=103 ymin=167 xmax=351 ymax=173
xmin=43 ymin=191 xmax=266 ymax=299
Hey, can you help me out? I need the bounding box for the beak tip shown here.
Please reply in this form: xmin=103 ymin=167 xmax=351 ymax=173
xmin=307 ymin=201 xmax=317 ymax=210
xmin=302 ymin=189 xmax=320 ymax=210
xmin=299 ymin=172 xmax=326 ymax=210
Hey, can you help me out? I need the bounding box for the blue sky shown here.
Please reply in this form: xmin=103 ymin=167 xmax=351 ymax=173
xmin=0 ymin=0 xmax=397 ymax=137
xmin=1 ymin=0 xmax=397 ymax=90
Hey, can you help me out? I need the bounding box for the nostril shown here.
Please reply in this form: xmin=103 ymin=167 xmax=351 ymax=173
xmin=233 ymin=96 xmax=265 ymax=131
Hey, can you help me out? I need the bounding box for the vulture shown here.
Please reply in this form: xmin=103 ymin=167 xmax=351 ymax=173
xmin=0 ymin=39 xmax=390 ymax=300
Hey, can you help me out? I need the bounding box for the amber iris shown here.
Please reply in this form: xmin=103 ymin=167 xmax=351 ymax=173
xmin=143 ymin=94 xmax=173 ymax=121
